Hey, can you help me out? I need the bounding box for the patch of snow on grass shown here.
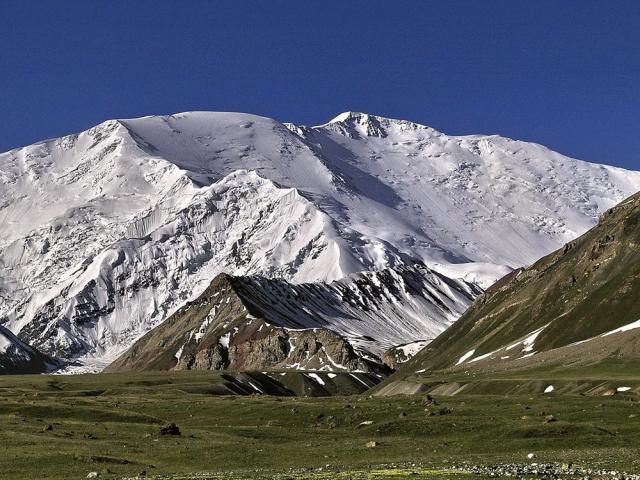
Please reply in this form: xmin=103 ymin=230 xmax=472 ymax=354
xmin=350 ymin=374 xmax=371 ymax=388
xmin=522 ymin=325 xmax=547 ymax=352
xmin=194 ymin=307 xmax=216 ymax=341
xmin=469 ymin=349 xmax=499 ymax=363
xmin=544 ymin=385 xmax=554 ymax=393
xmin=602 ymin=319 xmax=640 ymax=337
xmin=562 ymin=318 xmax=640 ymax=350
xmin=247 ymin=381 xmax=263 ymax=393
xmin=456 ymin=349 xmax=476 ymax=365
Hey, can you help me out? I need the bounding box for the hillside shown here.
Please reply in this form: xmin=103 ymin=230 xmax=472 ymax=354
xmin=106 ymin=263 xmax=478 ymax=373
xmin=377 ymin=191 xmax=640 ymax=394
xmin=1 ymin=111 xmax=639 ymax=371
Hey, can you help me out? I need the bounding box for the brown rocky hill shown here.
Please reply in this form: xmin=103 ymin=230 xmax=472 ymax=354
xmin=107 ymin=263 xmax=479 ymax=374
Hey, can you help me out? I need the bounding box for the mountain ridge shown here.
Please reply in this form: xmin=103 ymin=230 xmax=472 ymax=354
xmin=1 ymin=110 xmax=640 ymax=372
xmin=106 ymin=262 xmax=479 ymax=374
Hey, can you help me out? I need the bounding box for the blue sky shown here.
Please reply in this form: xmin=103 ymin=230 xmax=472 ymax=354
xmin=0 ymin=0 xmax=638 ymax=169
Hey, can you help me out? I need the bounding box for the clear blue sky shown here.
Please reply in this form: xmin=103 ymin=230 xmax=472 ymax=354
xmin=1 ymin=1 xmax=638 ymax=169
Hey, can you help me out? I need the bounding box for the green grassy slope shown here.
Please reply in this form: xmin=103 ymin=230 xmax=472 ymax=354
xmin=377 ymin=192 xmax=640 ymax=391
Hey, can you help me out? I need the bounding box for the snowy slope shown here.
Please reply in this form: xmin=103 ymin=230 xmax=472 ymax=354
xmin=0 ymin=324 xmax=57 ymax=374
xmin=107 ymin=263 xmax=479 ymax=374
xmin=1 ymin=111 xmax=640 ymax=369
xmin=231 ymin=262 xmax=480 ymax=355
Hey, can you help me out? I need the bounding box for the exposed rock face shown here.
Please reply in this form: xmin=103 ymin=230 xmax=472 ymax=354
xmin=108 ymin=263 xmax=473 ymax=374
xmin=178 ymin=343 xmax=229 ymax=370
xmin=105 ymin=272 xmax=393 ymax=373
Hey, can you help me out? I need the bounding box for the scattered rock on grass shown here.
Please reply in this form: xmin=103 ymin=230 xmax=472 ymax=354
xmin=366 ymin=441 xmax=379 ymax=448
xmin=422 ymin=394 xmax=438 ymax=406
xmin=159 ymin=423 xmax=180 ymax=436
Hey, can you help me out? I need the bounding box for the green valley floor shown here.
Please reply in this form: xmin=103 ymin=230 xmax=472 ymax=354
xmin=0 ymin=371 xmax=639 ymax=479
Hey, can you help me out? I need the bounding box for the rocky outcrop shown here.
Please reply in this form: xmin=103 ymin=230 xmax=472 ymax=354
xmin=175 ymin=323 xmax=380 ymax=372
xmin=108 ymin=267 xmax=474 ymax=374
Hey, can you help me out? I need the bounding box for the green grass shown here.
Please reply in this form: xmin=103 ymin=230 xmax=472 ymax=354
xmin=1 ymin=371 xmax=639 ymax=479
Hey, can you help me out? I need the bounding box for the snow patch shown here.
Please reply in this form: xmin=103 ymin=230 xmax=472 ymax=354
xmin=456 ymin=349 xmax=476 ymax=365
xmin=602 ymin=319 xmax=640 ymax=337
xmin=307 ymin=373 xmax=325 ymax=386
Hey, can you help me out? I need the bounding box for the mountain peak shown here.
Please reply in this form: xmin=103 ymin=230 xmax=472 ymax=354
xmin=2 ymin=109 xmax=640 ymax=373
xmin=327 ymin=111 xmax=367 ymax=124
xmin=313 ymin=111 xmax=441 ymax=139
xmin=322 ymin=111 xmax=399 ymax=127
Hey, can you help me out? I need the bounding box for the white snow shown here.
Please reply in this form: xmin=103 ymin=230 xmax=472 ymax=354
xmin=617 ymin=387 xmax=631 ymax=392
xmin=602 ymin=319 xmax=640 ymax=337
xmin=558 ymin=318 xmax=640 ymax=351
xmin=247 ymin=381 xmax=263 ymax=393
xmin=0 ymin=325 xmax=36 ymax=363
xmin=522 ymin=326 xmax=546 ymax=352
xmin=350 ymin=374 xmax=371 ymax=388
xmin=1 ymin=111 xmax=639 ymax=370
xmin=456 ymin=349 xmax=476 ymax=365
xmin=194 ymin=307 xmax=216 ymax=341
xmin=218 ymin=332 xmax=231 ymax=348
xmin=504 ymin=325 xmax=548 ymax=354
xmin=307 ymin=373 xmax=325 ymax=386
xmin=0 ymin=331 xmax=11 ymax=354
xmin=544 ymin=385 xmax=554 ymax=393
xmin=469 ymin=349 xmax=499 ymax=363
xmin=174 ymin=344 xmax=185 ymax=361
xmin=394 ymin=340 xmax=429 ymax=359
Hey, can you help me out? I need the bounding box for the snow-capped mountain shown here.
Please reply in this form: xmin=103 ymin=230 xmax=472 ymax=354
xmin=1 ymin=111 xmax=639 ymax=371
